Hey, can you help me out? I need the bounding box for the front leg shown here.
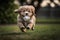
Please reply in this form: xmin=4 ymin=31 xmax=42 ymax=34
xmin=27 ymin=16 xmax=36 ymax=30
xmin=27 ymin=22 xmax=34 ymax=30
xmin=17 ymin=22 xmax=26 ymax=32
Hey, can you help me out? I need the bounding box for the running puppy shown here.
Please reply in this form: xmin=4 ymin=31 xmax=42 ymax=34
xmin=15 ymin=5 xmax=36 ymax=32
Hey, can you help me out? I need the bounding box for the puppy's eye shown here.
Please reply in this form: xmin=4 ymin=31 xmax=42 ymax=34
xmin=28 ymin=10 xmax=30 ymax=12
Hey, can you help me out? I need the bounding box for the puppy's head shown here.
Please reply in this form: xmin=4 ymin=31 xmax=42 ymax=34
xmin=15 ymin=5 xmax=35 ymax=21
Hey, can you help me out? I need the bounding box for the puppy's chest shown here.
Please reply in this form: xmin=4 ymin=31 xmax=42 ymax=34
xmin=18 ymin=17 xmax=31 ymax=26
xmin=22 ymin=21 xmax=30 ymax=26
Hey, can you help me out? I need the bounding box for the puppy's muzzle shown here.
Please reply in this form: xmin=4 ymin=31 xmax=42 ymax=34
xmin=26 ymin=13 xmax=28 ymax=15
xmin=22 ymin=11 xmax=30 ymax=21
xmin=23 ymin=16 xmax=30 ymax=21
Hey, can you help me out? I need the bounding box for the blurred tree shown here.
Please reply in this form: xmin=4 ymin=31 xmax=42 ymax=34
xmin=0 ymin=0 xmax=18 ymax=24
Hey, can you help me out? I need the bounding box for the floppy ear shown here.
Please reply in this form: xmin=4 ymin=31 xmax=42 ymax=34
xmin=14 ymin=9 xmax=20 ymax=13
xmin=32 ymin=7 xmax=35 ymax=16
xmin=14 ymin=6 xmax=23 ymax=13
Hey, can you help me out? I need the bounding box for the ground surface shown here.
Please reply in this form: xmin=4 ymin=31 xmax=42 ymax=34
xmin=0 ymin=24 xmax=60 ymax=40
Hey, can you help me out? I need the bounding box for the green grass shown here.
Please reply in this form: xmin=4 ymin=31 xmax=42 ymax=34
xmin=0 ymin=25 xmax=20 ymax=33
xmin=0 ymin=24 xmax=60 ymax=40
xmin=36 ymin=18 xmax=60 ymax=22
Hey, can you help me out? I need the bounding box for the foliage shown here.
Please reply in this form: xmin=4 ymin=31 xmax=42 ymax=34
xmin=0 ymin=0 xmax=18 ymax=24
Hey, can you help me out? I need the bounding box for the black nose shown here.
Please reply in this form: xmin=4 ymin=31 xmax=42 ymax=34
xmin=26 ymin=13 xmax=28 ymax=15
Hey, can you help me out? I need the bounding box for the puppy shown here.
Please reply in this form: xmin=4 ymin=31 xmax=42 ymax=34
xmin=15 ymin=5 xmax=36 ymax=32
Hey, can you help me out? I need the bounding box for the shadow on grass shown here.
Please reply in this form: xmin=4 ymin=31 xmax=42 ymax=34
xmin=0 ymin=32 xmax=32 ymax=35
xmin=0 ymin=32 xmax=60 ymax=40
xmin=0 ymin=32 xmax=34 ymax=40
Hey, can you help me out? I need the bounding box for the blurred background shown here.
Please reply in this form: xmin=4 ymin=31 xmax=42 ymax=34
xmin=0 ymin=0 xmax=60 ymax=24
xmin=0 ymin=0 xmax=60 ymax=40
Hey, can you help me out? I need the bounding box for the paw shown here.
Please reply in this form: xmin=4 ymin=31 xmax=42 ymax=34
xmin=26 ymin=26 xmax=30 ymax=29
xmin=20 ymin=27 xmax=25 ymax=29
xmin=20 ymin=28 xmax=26 ymax=32
xmin=31 ymin=27 xmax=34 ymax=30
xmin=20 ymin=27 xmax=26 ymax=32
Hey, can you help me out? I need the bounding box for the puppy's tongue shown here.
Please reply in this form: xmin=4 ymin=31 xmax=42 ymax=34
xmin=23 ymin=16 xmax=30 ymax=21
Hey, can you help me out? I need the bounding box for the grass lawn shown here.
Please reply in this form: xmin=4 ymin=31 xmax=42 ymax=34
xmin=0 ymin=24 xmax=60 ymax=40
xmin=36 ymin=18 xmax=60 ymax=23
